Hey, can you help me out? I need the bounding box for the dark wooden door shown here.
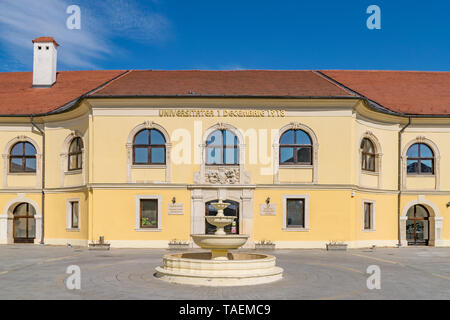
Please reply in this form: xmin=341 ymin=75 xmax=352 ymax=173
xmin=13 ymin=203 xmax=36 ymax=244
xmin=406 ymin=204 xmax=429 ymax=245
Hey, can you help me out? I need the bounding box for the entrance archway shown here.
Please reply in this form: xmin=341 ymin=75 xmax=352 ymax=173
xmin=13 ymin=203 xmax=36 ymax=243
xmin=205 ymin=200 xmax=239 ymax=235
xmin=406 ymin=204 xmax=429 ymax=245
xmin=401 ymin=197 xmax=443 ymax=247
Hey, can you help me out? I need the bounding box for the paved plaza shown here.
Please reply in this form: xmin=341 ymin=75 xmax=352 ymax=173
xmin=0 ymin=245 xmax=449 ymax=300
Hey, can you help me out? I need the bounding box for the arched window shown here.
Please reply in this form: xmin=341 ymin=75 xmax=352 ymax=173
xmin=68 ymin=137 xmax=83 ymax=171
xmin=361 ymin=138 xmax=376 ymax=172
xmin=10 ymin=142 xmax=36 ymax=173
xmin=407 ymin=143 xmax=434 ymax=174
xmin=279 ymin=129 xmax=312 ymax=164
xmin=133 ymin=129 xmax=166 ymax=165
xmin=206 ymin=129 xmax=239 ymax=165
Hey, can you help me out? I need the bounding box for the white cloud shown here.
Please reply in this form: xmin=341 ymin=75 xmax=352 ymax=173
xmin=0 ymin=0 xmax=170 ymax=70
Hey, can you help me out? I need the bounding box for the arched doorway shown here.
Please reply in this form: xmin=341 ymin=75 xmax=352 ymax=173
xmin=406 ymin=204 xmax=429 ymax=245
xmin=13 ymin=203 xmax=36 ymax=243
xmin=205 ymin=200 xmax=239 ymax=235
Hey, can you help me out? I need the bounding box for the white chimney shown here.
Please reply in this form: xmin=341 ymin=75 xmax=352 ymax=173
xmin=32 ymin=37 xmax=59 ymax=87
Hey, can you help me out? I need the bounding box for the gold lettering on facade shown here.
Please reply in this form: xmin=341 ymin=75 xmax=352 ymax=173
xmin=159 ymin=109 xmax=285 ymax=117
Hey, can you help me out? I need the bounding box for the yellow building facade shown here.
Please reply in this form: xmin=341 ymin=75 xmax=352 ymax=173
xmin=1 ymin=39 xmax=449 ymax=249
xmin=0 ymin=95 xmax=449 ymax=248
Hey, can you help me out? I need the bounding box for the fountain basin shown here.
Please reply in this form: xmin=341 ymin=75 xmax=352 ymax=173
xmin=154 ymin=198 xmax=283 ymax=286
xmin=191 ymin=234 xmax=249 ymax=249
xmin=205 ymin=216 xmax=236 ymax=229
xmin=155 ymin=252 xmax=283 ymax=286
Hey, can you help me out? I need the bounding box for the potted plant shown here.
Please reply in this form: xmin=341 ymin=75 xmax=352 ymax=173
xmin=255 ymin=240 xmax=275 ymax=250
xmin=326 ymin=241 xmax=347 ymax=251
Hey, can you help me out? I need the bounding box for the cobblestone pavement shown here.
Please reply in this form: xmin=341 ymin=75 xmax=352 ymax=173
xmin=0 ymin=245 xmax=449 ymax=299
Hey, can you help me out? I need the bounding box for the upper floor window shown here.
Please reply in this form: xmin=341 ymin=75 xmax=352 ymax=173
xmin=133 ymin=129 xmax=166 ymax=165
xmin=68 ymin=137 xmax=83 ymax=171
xmin=206 ymin=129 xmax=239 ymax=165
xmin=407 ymin=143 xmax=434 ymax=174
xmin=10 ymin=142 xmax=36 ymax=173
xmin=361 ymin=138 xmax=376 ymax=172
xmin=279 ymin=129 xmax=312 ymax=165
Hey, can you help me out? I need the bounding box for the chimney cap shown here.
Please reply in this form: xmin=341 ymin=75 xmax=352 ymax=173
xmin=32 ymin=37 xmax=59 ymax=47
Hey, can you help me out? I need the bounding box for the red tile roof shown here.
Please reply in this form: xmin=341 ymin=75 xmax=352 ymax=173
xmin=321 ymin=70 xmax=450 ymax=115
xmin=32 ymin=37 xmax=60 ymax=47
xmin=90 ymin=70 xmax=352 ymax=98
xmin=0 ymin=70 xmax=125 ymax=115
xmin=1 ymin=69 xmax=450 ymax=116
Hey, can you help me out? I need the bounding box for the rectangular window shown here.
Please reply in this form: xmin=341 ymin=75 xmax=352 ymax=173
xmin=70 ymin=201 xmax=79 ymax=229
xmin=364 ymin=202 xmax=373 ymax=230
xmin=140 ymin=199 xmax=158 ymax=228
xmin=286 ymin=198 xmax=305 ymax=228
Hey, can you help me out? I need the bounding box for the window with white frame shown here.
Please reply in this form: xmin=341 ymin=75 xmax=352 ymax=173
xmin=282 ymin=195 xmax=310 ymax=230
xmin=70 ymin=201 xmax=79 ymax=229
xmin=135 ymin=195 xmax=162 ymax=231
xmin=287 ymin=199 xmax=305 ymax=228
xmin=363 ymin=200 xmax=375 ymax=231
xmin=66 ymin=199 xmax=80 ymax=230
xmin=140 ymin=199 xmax=158 ymax=228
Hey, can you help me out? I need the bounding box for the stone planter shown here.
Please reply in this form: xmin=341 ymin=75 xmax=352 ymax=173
xmin=168 ymin=243 xmax=190 ymax=250
xmin=255 ymin=243 xmax=275 ymax=250
xmin=326 ymin=243 xmax=347 ymax=251
xmin=88 ymin=243 xmax=111 ymax=251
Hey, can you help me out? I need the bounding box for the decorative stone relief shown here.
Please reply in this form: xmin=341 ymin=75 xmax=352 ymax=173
xmin=290 ymin=122 xmax=302 ymax=130
xmin=205 ymin=167 xmax=240 ymax=184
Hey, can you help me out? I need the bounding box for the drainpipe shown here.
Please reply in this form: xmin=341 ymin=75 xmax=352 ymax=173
xmin=30 ymin=115 xmax=45 ymax=245
xmin=398 ymin=117 xmax=411 ymax=247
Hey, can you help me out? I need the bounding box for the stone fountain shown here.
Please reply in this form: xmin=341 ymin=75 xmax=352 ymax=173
xmin=155 ymin=199 xmax=283 ymax=286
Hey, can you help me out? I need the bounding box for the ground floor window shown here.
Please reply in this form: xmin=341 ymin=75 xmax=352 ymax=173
xmin=286 ymin=199 xmax=305 ymax=228
xmin=66 ymin=199 xmax=80 ymax=230
xmin=363 ymin=200 xmax=375 ymax=231
xmin=140 ymin=199 xmax=158 ymax=228
xmin=135 ymin=195 xmax=162 ymax=231
xmin=70 ymin=201 xmax=79 ymax=229
xmin=283 ymin=195 xmax=309 ymax=230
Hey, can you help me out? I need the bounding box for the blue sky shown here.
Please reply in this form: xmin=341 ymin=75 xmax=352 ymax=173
xmin=0 ymin=0 xmax=449 ymax=72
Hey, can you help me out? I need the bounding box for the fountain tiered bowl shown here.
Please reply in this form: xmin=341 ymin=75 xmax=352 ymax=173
xmin=155 ymin=199 xmax=283 ymax=286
